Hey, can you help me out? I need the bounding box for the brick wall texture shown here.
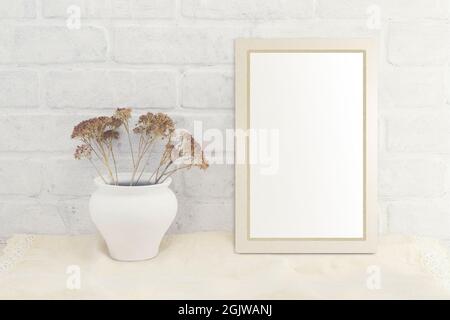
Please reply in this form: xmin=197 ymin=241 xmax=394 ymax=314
xmin=0 ymin=0 xmax=450 ymax=244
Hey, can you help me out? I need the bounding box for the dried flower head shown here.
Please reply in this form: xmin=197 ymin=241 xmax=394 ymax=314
xmin=109 ymin=117 xmax=122 ymax=129
xmin=71 ymin=116 xmax=120 ymax=142
xmin=153 ymin=113 xmax=175 ymax=137
xmin=72 ymin=109 xmax=207 ymax=186
xmin=133 ymin=112 xmax=153 ymax=135
xmin=133 ymin=112 xmax=175 ymax=137
xmin=102 ymin=129 xmax=119 ymax=141
xmin=113 ymin=107 xmax=132 ymax=123
xmin=74 ymin=144 xmax=92 ymax=160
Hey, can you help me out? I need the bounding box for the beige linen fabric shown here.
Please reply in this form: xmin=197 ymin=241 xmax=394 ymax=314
xmin=0 ymin=232 xmax=449 ymax=299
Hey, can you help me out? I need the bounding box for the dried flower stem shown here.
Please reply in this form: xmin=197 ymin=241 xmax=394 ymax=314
xmin=87 ymin=137 xmax=116 ymax=185
xmin=82 ymin=139 xmax=116 ymax=184
xmin=137 ymin=135 xmax=144 ymax=158
xmin=150 ymin=141 xmax=172 ymax=184
xmin=159 ymin=165 xmax=192 ymax=183
xmin=148 ymin=168 xmax=159 ymax=184
xmin=88 ymin=158 xmax=107 ymax=184
xmin=98 ymin=142 xmax=117 ymax=184
xmin=135 ymin=141 xmax=156 ymax=185
xmin=150 ymin=157 xmax=165 ymax=184
xmin=108 ymin=144 xmax=119 ymax=184
xmin=124 ymin=123 xmax=135 ymax=169
xmin=155 ymin=160 xmax=174 ymax=184
xmin=131 ymin=135 xmax=155 ymax=185
xmin=82 ymin=140 xmax=102 ymax=161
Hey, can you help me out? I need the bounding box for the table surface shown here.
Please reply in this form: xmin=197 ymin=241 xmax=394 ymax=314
xmin=1 ymin=232 xmax=450 ymax=299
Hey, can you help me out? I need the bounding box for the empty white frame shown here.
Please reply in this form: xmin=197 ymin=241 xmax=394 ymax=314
xmin=235 ymin=39 xmax=377 ymax=253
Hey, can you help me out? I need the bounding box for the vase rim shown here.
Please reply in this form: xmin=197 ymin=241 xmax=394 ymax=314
xmin=94 ymin=173 xmax=172 ymax=189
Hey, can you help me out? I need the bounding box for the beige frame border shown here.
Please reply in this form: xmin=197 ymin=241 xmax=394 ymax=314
xmin=235 ymin=38 xmax=378 ymax=253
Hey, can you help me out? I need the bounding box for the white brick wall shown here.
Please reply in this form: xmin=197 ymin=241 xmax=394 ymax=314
xmin=42 ymin=0 xmax=176 ymax=19
xmin=316 ymin=0 xmax=449 ymax=19
xmin=44 ymin=70 xmax=177 ymax=109
xmin=379 ymin=67 xmax=446 ymax=108
xmin=182 ymin=0 xmax=314 ymax=19
xmin=0 ymin=0 xmax=450 ymax=245
xmin=388 ymin=23 xmax=450 ymax=66
xmin=0 ymin=26 xmax=107 ymax=63
xmin=0 ymin=71 xmax=39 ymax=108
xmin=181 ymin=69 xmax=233 ymax=109
xmin=112 ymin=27 xmax=249 ymax=64
xmin=0 ymin=0 xmax=36 ymax=18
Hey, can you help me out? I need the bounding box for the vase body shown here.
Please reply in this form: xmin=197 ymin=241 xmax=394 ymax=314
xmin=89 ymin=174 xmax=177 ymax=261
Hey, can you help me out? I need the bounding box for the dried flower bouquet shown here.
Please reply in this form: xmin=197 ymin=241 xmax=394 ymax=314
xmin=71 ymin=108 xmax=208 ymax=186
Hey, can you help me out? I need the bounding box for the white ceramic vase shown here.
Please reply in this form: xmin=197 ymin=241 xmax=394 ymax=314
xmin=89 ymin=174 xmax=177 ymax=261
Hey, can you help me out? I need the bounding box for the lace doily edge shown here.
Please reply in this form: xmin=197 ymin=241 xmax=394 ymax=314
xmin=0 ymin=234 xmax=36 ymax=277
xmin=414 ymin=236 xmax=450 ymax=293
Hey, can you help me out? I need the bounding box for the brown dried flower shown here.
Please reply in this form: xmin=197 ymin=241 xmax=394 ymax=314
xmin=153 ymin=113 xmax=175 ymax=137
xmin=133 ymin=113 xmax=153 ymax=135
xmin=102 ymin=129 xmax=119 ymax=141
xmin=72 ymin=108 xmax=207 ymax=186
xmin=71 ymin=115 xmax=123 ymax=184
xmin=74 ymin=144 xmax=92 ymax=160
xmin=113 ymin=107 xmax=132 ymax=123
xmin=71 ymin=116 xmax=121 ymax=142
xmin=133 ymin=112 xmax=175 ymax=137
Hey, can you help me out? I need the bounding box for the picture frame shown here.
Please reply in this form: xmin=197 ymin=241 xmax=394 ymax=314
xmin=235 ymin=38 xmax=377 ymax=253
